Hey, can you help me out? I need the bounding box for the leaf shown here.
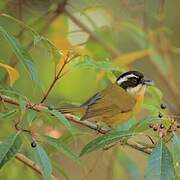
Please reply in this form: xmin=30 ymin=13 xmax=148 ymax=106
xmin=45 ymin=109 xmax=73 ymax=133
xmin=117 ymin=118 xmax=137 ymax=131
xmin=0 ymin=110 xmax=17 ymax=119
xmin=33 ymin=144 xmax=52 ymax=180
xmin=145 ymin=141 xmax=175 ymax=180
xmin=0 ymin=61 xmax=19 ymax=86
xmin=71 ymin=56 xmax=118 ymax=72
xmin=113 ymin=49 xmax=149 ymax=66
xmin=43 ymin=135 xmax=79 ymax=161
xmin=26 ymin=111 xmax=37 ymax=124
xmin=172 ymin=135 xmax=180 ymax=178
xmin=18 ymin=97 xmax=27 ymax=116
xmin=147 ymin=86 xmax=162 ymax=102
xmin=143 ymin=86 xmax=163 ymax=112
xmin=79 ymin=131 xmax=137 ymax=156
xmin=0 ymin=132 xmax=22 ymax=168
xmin=37 ymin=37 xmax=61 ymax=67
xmin=130 ymin=117 xmax=159 ymax=132
xmin=0 ymin=26 xmax=39 ymax=84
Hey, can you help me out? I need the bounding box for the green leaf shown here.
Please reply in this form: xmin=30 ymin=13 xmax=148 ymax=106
xmin=43 ymin=135 xmax=79 ymax=161
xmin=46 ymin=109 xmax=73 ymax=133
xmin=0 ymin=132 xmax=22 ymax=168
xmin=117 ymin=118 xmax=137 ymax=131
xmin=0 ymin=110 xmax=17 ymax=119
xmin=33 ymin=144 xmax=52 ymax=180
xmin=71 ymin=56 xmax=118 ymax=72
xmin=36 ymin=37 xmax=61 ymax=67
xmin=145 ymin=141 xmax=175 ymax=180
xmin=79 ymin=131 xmax=137 ymax=156
xmin=129 ymin=117 xmax=159 ymax=132
xmin=143 ymin=86 xmax=162 ymax=112
xmin=18 ymin=97 xmax=27 ymax=116
xmin=0 ymin=26 xmax=39 ymax=84
xmin=26 ymin=111 xmax=37 ymax=124
xmin=172 ymin=135 xmax=180 ymax=178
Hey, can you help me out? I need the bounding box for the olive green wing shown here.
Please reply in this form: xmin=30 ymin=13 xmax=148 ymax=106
xmin=81 ymin=84 xmax=136 ymax=120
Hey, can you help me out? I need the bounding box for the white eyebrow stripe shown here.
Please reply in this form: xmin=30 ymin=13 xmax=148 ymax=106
xmin=117 ymin=74 xmax=138 ymax=85
xmin=126 ymin=74 xmax=138 ymax=78
xmin=117 ymin=76 xmax=128 ymax=84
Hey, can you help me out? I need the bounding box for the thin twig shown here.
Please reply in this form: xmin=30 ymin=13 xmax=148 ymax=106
xmin=15 ymin=153 xmax=58 ymax=180
xmin=40 ymin=52 xmax=70 ymax=103
xmin=0 ymin=94 xmax=152 ymax=154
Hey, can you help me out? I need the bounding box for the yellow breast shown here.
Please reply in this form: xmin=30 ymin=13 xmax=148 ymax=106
xmin=101 ymin=94 xmax=145 ymax=128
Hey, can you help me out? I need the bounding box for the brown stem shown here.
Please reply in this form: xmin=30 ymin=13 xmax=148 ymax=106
xmin=0 ymin=94 xmax=152 ymax=154
xmin=40 ymin=77 xmax=58 ymax=103
xmin=15 ymin=153 xmax=57 ymax=180
xmin=40 ymin=53 xmax=70 ymax=103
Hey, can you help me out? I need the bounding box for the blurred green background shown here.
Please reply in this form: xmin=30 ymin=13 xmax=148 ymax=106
xmin=0 ymin=0 xmax=180 ymax=179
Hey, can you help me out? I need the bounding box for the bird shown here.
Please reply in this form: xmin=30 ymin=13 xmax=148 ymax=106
xmin=60 ymin=71 xmax=154 ymax=128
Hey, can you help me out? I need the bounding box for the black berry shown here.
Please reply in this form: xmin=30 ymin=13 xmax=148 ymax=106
xmin=159 ymin=124 xmax=164 ymax=129
xmin=177 ymin=124 xmax=180 ymax=128
xmin=158 ymin=113 xmax=163 ymax=118
xmin=160 ymin=103 xmax=166 ymax=109
xmin=149 ymin=124 xmax=153 ymax=128
xmin=31 ymin=141 xmax=36 ymax=148
xmin=153 ymin=127 xmax=158 ymax=131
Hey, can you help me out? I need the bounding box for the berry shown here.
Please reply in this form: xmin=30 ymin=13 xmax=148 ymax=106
xmin=158 ymin=113 xmax=163 ymax=118
xmin=149 ymin=124 xmax=153 ymax=128
xmin=160 ymin=103 xmax=166 ymax=109
xmin=31 ymin=141 xmax=36 ymax=148
xmin=177 ymin=124 xmax=180 ymax=128
xmin=159 ymin=124 xmax=164 ymax=129
xmin=153 ymin=127 xmax=158 ymax=131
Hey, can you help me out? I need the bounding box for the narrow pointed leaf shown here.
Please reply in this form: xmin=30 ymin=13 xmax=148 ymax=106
xmin=0 ymin=132 xmax=22 ymax=168
xmin=0 ymin=26 xmax=39 ymax=84
xmin=80 ymin=131 xmax=137 ymax=156
xmin=44 ymin=135 xmax=79 ymax=161
xmin=145 ymin=141 xmax=175 ymax=180
xmin=0 ymin=61 xmax=19 ymax=86
xmin=33 ymin=144 xmax=52 ymax=180
xmin=0 ymin=110 xmax=17 ymax=119
xmin=172 ymin=135 xmax=180 ymax=178
xmin=46 ymin=109 xmax=73 ymax=133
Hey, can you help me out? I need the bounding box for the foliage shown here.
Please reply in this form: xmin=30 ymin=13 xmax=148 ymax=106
xmin=0 ymin=1 xmax=179 ymax=180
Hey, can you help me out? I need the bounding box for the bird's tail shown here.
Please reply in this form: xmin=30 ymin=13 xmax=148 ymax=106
xmin=59 ymin=105 xmax=86 ymax=116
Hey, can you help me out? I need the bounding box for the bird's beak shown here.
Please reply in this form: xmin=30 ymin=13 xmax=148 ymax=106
xmin=142 ymin=79 xmax=154 ymax=86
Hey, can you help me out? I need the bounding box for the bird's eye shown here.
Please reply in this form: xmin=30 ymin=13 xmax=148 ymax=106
xmin=131 ymin=78 xmax=138 ymax=84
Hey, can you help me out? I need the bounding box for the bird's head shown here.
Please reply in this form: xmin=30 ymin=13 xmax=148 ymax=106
xmin=116 ymin=71 xmax=154 ymax=96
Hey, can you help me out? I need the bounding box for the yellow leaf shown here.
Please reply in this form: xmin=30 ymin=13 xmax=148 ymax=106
xmin=113 ymin=49 xmax=149 ymax=66
xmin=0 ymin=62 xmax=19 ymax=86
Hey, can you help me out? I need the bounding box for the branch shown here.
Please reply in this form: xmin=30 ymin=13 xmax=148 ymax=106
xmin=15 ymin=153 xmax=58 ymax=180
xmin=40 ymin=52 xmax=71 ymax=103
xmin=0 ymin=94 xmax=152 ymax=154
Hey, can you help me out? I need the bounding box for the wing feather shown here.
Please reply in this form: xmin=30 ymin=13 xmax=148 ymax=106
xmin=81 ymin=84 xmax=136 ymax=120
